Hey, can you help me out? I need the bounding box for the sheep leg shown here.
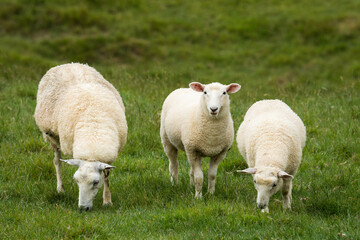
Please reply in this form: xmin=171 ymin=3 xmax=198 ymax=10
xmin=51 ymin=142 xmax=64 ymax=193
xmin=282 ymin=179 xmax=292 ymax=210
xmin=167 ymin=146 xmax=179 ymax=185
xmin=162 ymin=135 xmax=179 ymax=184
xmin=189 ymin=166 xmax=194 ymax=186
xmin=103 ymin=169 xmax=112 ymax=206
xmin=187 ymin=152 xmax=203 ymax=199
xmin=208 ymin=151 xmax=226 ymax=194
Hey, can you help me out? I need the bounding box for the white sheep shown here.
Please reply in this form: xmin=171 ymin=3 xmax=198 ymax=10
xmin=34 ymin=63 xmax=127 ymax=211
xmin=160 ymin=82 xmax=241 ymax=198
xmin=236 ymin=99 xmax=306 ymax=213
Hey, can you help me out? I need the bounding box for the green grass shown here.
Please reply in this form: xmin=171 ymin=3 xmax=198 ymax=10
xmin=0 ymin=0 xmax=359 ymax=239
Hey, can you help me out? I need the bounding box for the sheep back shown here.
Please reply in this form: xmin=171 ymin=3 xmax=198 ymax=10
xmin=34 ymin=63 xmax=127 ymax=163
xmin=237 ymin=99 xmax=306 ymax=174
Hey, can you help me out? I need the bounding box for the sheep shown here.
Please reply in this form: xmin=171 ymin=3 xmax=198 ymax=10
xmin=236 ymin=99 xmax=306 ymax=213
xmin=34 ymin=63 xmax=127 ymax=211
xmin=160 ymin=82 xmax=241 ymax=198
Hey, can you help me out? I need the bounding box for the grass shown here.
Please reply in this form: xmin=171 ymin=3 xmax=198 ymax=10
xmin=0 ymin=0 xmax=359 ymax=239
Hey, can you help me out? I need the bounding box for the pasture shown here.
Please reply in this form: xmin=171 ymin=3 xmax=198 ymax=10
xmin=0 ymin=0 xmax=359 ymax=239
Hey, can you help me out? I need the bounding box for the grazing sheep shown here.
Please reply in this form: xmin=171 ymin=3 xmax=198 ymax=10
xmin=236 ymin=99 xmax=306 ymax=213
xmin=160 ymin=82 xmax=241 ymax=198
xmin=34 ymin=63 xmax=127 ymax=210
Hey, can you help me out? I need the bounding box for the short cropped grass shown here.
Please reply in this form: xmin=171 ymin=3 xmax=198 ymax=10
xmin=0 ymin=0 xmax=359 ymax=239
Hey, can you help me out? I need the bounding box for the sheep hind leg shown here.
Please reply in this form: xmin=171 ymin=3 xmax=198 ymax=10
xmin=162 ymin=136 xmax=179 ymax=184
xmin=282 ymin=179 xmax=292 ymax=210
xmin=168 ymin=146 xmax=179 ymax=185
xmin=189 ymin=166 xmax=194 ymax=186
xmin=51 ymin=143 xmax=64 ymax=193
xmin=208 ymin=151 xmax=226 ymax=195
xmin=103 ymin=169 xmax=112 ymax=206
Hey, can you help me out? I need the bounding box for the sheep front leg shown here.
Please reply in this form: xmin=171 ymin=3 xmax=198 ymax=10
xmin=208 ymin=151 xmax=227 ymax=195
xmin=103 ymin=169 xmax=112 ymax=206
xmin=187 ymin=152 xmax=203 ymax=199
xmin=51 ymin=143 xmax=64 ymax=193
xmin=282 ymin=179 xmax=292 ymax=210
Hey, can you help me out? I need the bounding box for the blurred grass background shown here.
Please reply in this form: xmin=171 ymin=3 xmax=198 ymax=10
xmin=0 ymin=0 xmax=359 ymax=239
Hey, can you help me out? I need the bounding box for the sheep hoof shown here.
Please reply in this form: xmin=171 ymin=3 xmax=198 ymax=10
xmin=282 ymin=198 xmax=292 ymax=210
xmin=283 ymin=205 xmax=292 ymax=211
xmin=57 ymin=185 xmax=65 ymax=193
xmin=170 ymin=176 xmax=178 ymax=185
xmin=103 ymin=201 xmax=113 ymax=206
xmin=194 ymin=192 xmax=202 ymax=199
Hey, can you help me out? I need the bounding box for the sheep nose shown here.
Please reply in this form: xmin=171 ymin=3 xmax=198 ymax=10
xmin=210 ymin=107 xmax=218 ymax=113
xmin=257 ymin=203 xmax=266 ymax=209
xmin=79 ymin=205 xmax=91 ymax=212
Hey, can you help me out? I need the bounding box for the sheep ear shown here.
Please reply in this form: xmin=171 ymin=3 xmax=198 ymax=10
xmin=278 ymin=171 xmax=293 ymax=179
xmin=61 ymin=159 xmax=84 ymax=167
xmin=97 ymin=162 xmax=115 ymax=171
xmin=237 ymin=168 xmax=257 ymax=174
xmin=189 ymin=82 xmax=205 ymax=92
xmin=226 ymin=83 xmax=241 ymax=93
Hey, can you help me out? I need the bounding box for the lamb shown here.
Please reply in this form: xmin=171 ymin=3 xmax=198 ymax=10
xmin=160 ymin=82 xmax=241 ymax=198
xmin=236 ymin=99 xmax=306 ymax=213
xmin=34 ymin=63 xmax=127 ymax=211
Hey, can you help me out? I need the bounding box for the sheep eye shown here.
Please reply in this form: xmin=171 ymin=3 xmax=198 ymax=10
xmin=253 ymin=180 xmax=256 ymax=184
xmin=204 ymin=91 xmax=207 ymax=95
xmin=272 ymin=183 xmax=277 ymax=188
xmin=93 ymin=180 xmax=99 ymax=186
xmin=223 ymin=91 xmax=226 ymax=95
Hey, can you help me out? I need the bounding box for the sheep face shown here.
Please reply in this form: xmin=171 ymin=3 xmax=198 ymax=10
xmin=254 ymin=173 xmax=281 ymax=213
xmin=237 ymin=167 xmax=293 ymax=213
xmin=61 ymin=159 xmax=115 ymax=211
xmin=190 ymin=82 xmax=240 ymax=117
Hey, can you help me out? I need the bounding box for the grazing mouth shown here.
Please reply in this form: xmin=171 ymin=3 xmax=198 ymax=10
xmin=210 ymin=112 xmax=218 ymax=116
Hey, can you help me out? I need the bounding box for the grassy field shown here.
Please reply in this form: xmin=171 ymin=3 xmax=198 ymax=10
xmin=0 ymin=0 xmax=359 ymax=239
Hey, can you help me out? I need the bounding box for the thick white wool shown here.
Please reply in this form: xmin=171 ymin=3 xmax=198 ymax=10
xmin=34 ymin=63 xmax=127 ymax=163
xmin=237 ymin=99 xmax=306 ymax=174
xmin=161 ymin=86 xmax=234 ymax=158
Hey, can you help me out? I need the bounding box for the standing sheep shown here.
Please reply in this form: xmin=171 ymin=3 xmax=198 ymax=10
xmin=34 ymin=63 xmax=127 ymax=211
xmin=160 ymin=82 xmax=241 ymax=198
xmin=236 ymin=99 xmax=306 ymax=213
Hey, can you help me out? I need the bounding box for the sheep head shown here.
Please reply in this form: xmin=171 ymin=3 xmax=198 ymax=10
xmin=189 ymin=82 xmax=240 ymax=118
xmin=61 ymin=159 xmax=115 ymax=211
xmin=237 ymin=167 xmax=293 ymax=213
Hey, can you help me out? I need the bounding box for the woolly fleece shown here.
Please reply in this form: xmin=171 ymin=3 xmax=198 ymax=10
xmin=34 ymin=63 xmax=127 ymax=164
xmin=161 ymin=87 xmax=235 ymax=156
xmin=236 ymin=99 xmax=306 ymax=174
